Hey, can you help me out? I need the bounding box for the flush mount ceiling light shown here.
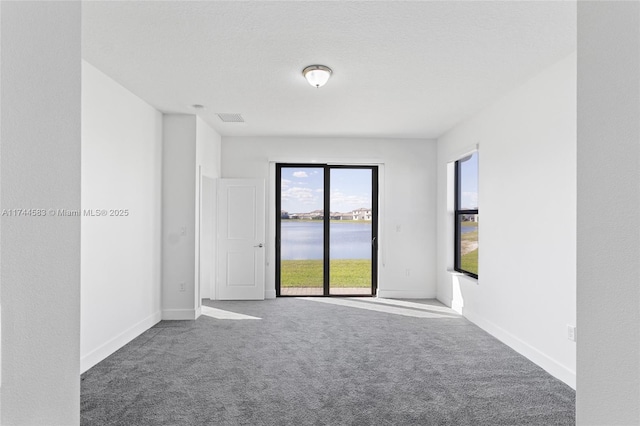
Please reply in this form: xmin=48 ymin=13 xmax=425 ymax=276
xmin=302 ymin=65 xmax=332 ymax=88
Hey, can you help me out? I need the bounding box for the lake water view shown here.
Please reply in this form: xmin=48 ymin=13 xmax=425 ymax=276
xmin=281 ymin=221 xmax=371 ymax=260
xmin=281 ymin=221 xmax=476 ymax=261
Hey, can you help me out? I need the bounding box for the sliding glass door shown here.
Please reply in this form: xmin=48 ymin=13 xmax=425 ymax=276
xmin=277 ymin=166 xmax=325 ymax=296
xmin=276 ymin=164 xmax=378 ymax=297
xmin=329 ymin=167 xmax=375 ymax=295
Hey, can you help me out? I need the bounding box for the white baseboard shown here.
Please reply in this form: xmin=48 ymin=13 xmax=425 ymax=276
xmin=450 ymin=299 xmax=464 ymax=314
xmin=162 ymin=308 xmax=199 ymax=320
xmin=463 ymin=308 xmax=576 ymax=389
xmin=265 ymin=289 xmax=276 ymax=299
xmin=195 ymin=306 xmax=202 ymax=319
xmin=434 ymin=297 xmax=464 ymax=314
xmin=377 ymin=289 xmax=436 ymax=299
xmin=81 ymin=311 xmax=161 ymax=373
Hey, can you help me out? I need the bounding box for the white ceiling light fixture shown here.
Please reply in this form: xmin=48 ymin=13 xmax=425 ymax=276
xmin=302 ymin=65 xmax=332 ymax=88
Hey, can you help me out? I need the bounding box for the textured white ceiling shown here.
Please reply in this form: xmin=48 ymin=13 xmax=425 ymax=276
xmin=82 ymin=1 xmax=576 ymax=139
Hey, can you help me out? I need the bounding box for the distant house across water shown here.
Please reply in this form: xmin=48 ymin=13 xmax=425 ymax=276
xmin=288 ymin=209 xmax=324 ymax=220
xmin=352 ymin=208 xmax=372 ymax=221
xmin=285 ymin=207 xmax=372 ymax=221
xmin=330 ymin=213 xmax=354 ymax=220
xmin=461 ymin=213 xmax=478 ymax=222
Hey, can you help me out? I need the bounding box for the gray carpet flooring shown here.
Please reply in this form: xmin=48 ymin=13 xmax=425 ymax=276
xmin=81 ymin=298 xmax=575 ymax=425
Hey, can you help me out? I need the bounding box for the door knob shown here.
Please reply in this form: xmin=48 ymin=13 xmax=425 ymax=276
xmin=254 ymin=243 xmax=264 ymax=248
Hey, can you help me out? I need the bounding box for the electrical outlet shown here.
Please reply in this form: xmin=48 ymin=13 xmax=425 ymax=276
xmin=179 ymin=282 xmax=186 ymax=292
xmin=567 ymin=325 xmax=576 ymax=342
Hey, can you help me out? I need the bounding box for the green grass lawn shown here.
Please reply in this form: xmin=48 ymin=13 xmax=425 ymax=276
xmin=280 ymin=259 xmax=371 ymax=288
xmin=461 ymin=248 xmax=478 ymax=275
xmin=460 ymin=223 xmax=478 ymax=275
xmin=461 ymin=230 xmax=478 ymax=242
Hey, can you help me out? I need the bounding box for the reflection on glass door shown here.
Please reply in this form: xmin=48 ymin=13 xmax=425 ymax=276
xmin=276 ymin=164 xmax=378 ymax=297
xmin=329 ymin=168 xmax=373 ymax=295
xmin=278 ymin=167 xmax=325 ymax=296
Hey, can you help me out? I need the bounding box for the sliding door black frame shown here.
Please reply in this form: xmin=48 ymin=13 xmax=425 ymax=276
xmin=275 ymin=163 xmax=378 ymax=297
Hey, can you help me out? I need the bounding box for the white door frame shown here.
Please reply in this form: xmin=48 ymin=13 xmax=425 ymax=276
xmin=267 ymin=159 xmax=385 ymax=299
xmin=199 ymin=174 xmax=216 ymax=300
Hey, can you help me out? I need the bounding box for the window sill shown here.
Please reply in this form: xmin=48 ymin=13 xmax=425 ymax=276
xmin=447 ymin=269 xmax=478 ymax=283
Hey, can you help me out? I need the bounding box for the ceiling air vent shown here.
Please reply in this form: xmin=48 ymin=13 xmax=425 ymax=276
xmin=217 ymin=113 xmax=244 ymax=123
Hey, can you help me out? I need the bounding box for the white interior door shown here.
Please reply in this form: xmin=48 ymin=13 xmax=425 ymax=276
xmin=200 ymin=176 xmax=215 ymax=299
xmin=217 ymin=179 xmax=265 ymax=300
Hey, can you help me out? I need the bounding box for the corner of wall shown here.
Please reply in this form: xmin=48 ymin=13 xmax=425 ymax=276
xmin=81 ymin=312 xmax=161 ymax=373
xmin=162 ymin=309 xmax=200 ymax=321
xmin=81 ymin=61 xmax=164 ymax=373
xmin=577 ymin=2 xmax=640 ymax=423
xmin=435 ymin=53 xmax=577 ymax=388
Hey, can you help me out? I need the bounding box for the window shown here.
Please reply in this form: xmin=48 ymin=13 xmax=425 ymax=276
xmin=454 ymin=152 xmax=478 ymax=278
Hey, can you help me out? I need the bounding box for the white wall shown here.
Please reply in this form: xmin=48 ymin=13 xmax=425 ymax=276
xmin=163 ymin=115 xmax=220 ymax=318
xmin=196 ymin=117 xmax=221 ymax=300
xmin=577 ymin=2 xmax=640 ymax=424
xmin=162 ymin=115 xmax=197 ymax=319
xmin=81 ymin=61 xmax=163 ymax=372
xmin=221 ymin=137 xmax=438 ymax=299
xmin=1 ymin=2 xmax=81 ymax=424
xmin=197 ymin=116 xmax=222 ymax=179
xmin=436 ymin=53 xmax=577 ymax=388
